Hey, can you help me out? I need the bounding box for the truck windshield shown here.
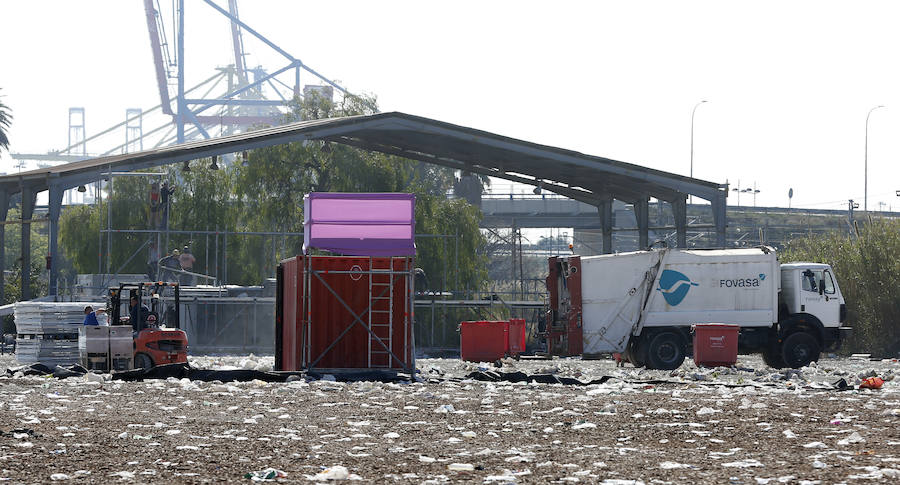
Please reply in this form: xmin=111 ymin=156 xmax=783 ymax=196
xmin=801 ymin=269 xmax=835 ymax=294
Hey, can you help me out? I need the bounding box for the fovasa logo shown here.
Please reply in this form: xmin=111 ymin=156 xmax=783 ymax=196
xmin=657 ymin=269 xmax=699 ymax=306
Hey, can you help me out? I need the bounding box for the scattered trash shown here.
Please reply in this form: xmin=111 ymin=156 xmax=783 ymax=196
xmin=859 ymin=376 xmax=884 ymax=389
xmin=696 ymin=407 xmax=720 ymax=416
xmin=447 ymin=463 xmax=475 ymax=471
xmin=308 ymin=466 xmax=351 ymax=481
xmin=244 ymin=468 xmax=287 ymax=481
xmin=837 ymin=432 xmax=865 ymax=446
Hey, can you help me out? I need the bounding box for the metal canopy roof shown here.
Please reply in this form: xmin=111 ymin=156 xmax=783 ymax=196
xmin=2 ymin=111 xmax=729 ymax=300
xmin=0 ymin=112 xmax=726 ymax=205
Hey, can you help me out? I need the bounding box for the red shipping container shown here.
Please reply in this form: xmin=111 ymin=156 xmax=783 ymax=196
xmin=275 ymin=255 xmax=415 ymax=372
xmin=460 ymin=321 xmax=507 ymax=362
xmin=506 ymin=319 xmax=526 ymax=357
xmin=692 ymin=324 xmax=739 ymax=367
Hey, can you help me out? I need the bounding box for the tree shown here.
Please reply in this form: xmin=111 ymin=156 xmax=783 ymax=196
xmin=781 ymin=218 xmax=900 ymax=357
xmin=0 ymin=88 xmax=11 ymax=155
xmin=233 ymin=93 xmax=486 ymax=292
xmin=59 ymin=174 xmax=155 ymax=277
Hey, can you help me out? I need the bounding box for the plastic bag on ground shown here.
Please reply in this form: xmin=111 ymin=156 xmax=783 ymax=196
xmin=244 ymin=468 xmax=287 ymax=481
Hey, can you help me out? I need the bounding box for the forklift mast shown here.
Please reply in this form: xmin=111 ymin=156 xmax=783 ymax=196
xmin=108 ymin=282 xmax=181 ymax=330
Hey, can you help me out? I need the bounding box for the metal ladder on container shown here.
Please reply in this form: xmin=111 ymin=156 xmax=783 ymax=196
xmin=367 ymin=258 xmax=394 ymax=368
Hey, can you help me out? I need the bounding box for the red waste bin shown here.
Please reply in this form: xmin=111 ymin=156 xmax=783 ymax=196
xmin=692 ymin=324 xmax=739 ymax=367
xmin=506 ymin=319 xmax=526 ymax=357
xmin=460 ymin=321 xmax=507 ymax=362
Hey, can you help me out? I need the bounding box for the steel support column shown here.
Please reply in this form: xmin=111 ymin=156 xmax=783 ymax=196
xmin=176 ymin=0 xmax=186 ymax=143
xmin=712 ymin=189 xmax=728 ymax=247
xmin=48 ymin=183 xmax=64 ymax=297
xmin=0 ymin=190 xmax=8 ymax=305
xmin=672 ymin=196 xmax=687 ymax=248
xmin=598 ymin=196 xmax=613 ymax=254
xmin=634 ymin=196 xmax=650 ymax=250
xmin=20 ymin=187 xmax=36 ymax=300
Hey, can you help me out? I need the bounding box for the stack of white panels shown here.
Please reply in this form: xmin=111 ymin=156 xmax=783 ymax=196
xmin=15 ymin=302 xmax=102 ymax=366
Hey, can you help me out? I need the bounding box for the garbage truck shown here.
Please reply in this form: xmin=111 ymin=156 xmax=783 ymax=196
xmin=544 ymin=246 xmax=851 ymax=369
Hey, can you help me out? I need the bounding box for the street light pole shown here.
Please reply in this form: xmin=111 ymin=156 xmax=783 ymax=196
xmin=689 ymin=100 xmax=707 ymax=205
xmin=865 ymin=105 xmax=885 ymax=212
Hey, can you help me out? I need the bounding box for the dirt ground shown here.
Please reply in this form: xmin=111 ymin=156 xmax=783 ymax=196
xmin=1 ymin=354 xmax=899 ymax=484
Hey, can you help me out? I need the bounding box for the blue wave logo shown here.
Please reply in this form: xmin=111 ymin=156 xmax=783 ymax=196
xmin=759 ymin=274 xmax=766 ymax=280
xmin=657 ymin=270 xmax=699 ymax=306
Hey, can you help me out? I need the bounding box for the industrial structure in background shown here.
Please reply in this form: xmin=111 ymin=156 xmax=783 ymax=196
xmin=11 ymin=0 xmax=350 ymax=169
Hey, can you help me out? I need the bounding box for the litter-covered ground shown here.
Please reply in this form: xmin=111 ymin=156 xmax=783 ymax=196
xmin=1 ymin=354 xmax=899 ymax=483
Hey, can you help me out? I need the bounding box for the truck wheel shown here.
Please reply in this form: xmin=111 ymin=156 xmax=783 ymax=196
xmin=626 ymin=338 xmax=648 ymax=367
xmin=646 ymin=331 xmax=686 ymax=370
xmin=135 ymin=353 xmax=154 ymax=370
xmin=761 ymin=345 xmax=786 ymax=369
xmin=780 ymin=332 xmax=820 ymax=369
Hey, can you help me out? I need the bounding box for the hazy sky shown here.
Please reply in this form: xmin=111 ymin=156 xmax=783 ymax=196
xmin=2 ymin=0 xmax=900 ymax=211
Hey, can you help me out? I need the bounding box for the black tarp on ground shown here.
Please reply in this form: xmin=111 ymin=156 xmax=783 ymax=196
xmin=5 ymin=362 xmax=410 ymax=383
xmin=464 ymin=370 xmax=614 ymax=386
xmin=5 ymin=363 xmax=857 ymax=389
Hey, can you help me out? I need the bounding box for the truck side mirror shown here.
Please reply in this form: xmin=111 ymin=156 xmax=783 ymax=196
xmin=819 ymin=279 xmax=825 ymax=295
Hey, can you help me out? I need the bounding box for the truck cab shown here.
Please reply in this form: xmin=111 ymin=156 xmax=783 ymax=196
xmin=779 ymin=263 xmax=849 ymax=352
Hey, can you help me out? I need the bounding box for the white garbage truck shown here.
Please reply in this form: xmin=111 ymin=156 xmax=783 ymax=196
xmin=544 ymin=246 xmax=850 ymax=369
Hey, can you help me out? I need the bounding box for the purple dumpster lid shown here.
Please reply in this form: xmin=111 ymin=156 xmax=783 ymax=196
xmin=303 ymin=192 xmax=416 ymax=256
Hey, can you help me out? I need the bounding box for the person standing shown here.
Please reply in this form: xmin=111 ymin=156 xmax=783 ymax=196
xmin=179 ymin=246 xmax=196 ymax=286
xmin=82 ymin=306 xmax=106 ymax=326
xmin=160 ymin=181 xmax=175 ymax=229
xmin=149 ymin=182 xmax=161 ymax=228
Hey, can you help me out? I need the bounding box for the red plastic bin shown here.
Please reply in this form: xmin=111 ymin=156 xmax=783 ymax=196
xmin=692 ymin=324 xmax=739 ymax=367
xmin=460 ymin=321 xmax=508 ymax=362
xmin=506 ymin=319 xmax=526 ymax=357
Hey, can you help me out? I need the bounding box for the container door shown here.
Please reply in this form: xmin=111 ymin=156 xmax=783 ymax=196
xmin=798 ymin=269 xmax=840 ymax=326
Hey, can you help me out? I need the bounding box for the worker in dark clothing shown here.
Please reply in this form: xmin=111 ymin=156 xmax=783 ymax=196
xmin=129 ymin=296 xmax=150 ymax=332
xmin=160 ymin=181 xmax=175 ymax=229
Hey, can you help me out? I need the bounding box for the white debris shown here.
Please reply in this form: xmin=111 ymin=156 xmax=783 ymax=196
xmin=109 ymin=471 xmax=136 ymax=481
xmin=782 ymin=429 xmax=797 ymax=439
xmin=802 ymin=442 xmax=827 ymax=449
xmin=447 ymin=463 xmax=475 ymax=471
xmin=83 ymin=372 xmax=104 ymax=384
xmin=722 ymin=459 xmax=764 ymax=468
xmin=383 ymin=432 xmax=400 ymax=439
xmin=50 ymin=473 xmax=70 ymax=480
xmin=434 ymin=404 xmax=455 ymax=413
xmin=309 ymin=466 xmax=352 ymax=481
xmin=660 ymin=462 xmax=692 ymax=469
xmin=837 ymin=432 xmax=865 ymax=445
xmin=696 ymin=407 xmax=720 ymax=416
xmin=572 ymin=422 xmax=597 ymax=430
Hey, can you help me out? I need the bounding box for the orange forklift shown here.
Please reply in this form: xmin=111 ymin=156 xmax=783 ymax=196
xmin=109 ymin=282 xmax=188 ymax=369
